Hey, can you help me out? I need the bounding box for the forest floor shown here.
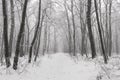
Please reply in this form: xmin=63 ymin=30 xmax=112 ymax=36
xmin=0 ymin=53 xmax=120 ymax=80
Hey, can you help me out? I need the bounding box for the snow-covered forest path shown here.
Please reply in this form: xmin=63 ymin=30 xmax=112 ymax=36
xmin=0 ymin=53 xmax=99 ymax=80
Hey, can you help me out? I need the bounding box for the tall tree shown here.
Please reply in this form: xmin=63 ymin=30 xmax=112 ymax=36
xmin=64 ymin=0 xmax=72 ymax=54
xmin=2 ymin=0 xmax=11 ymax=68
xmin=13 ymin=0 xmax=28 ymax=70
xmin=108 ymin=0 xmax=112 ymax=56
xmin=43 ymin=17 xmax=48 ymax=55
xmin=9 ymin=0 xmax=15 ymax=57
xmin=94 ymin=0 xmax=108 ymax=63
xmin=71 ymin=0 xmax=76 ymax=56
xmin=78 ymin=0 xmax=87 ymax=56
xmin=86 ymin=0 xmax=96 ymax=58
xmin=34 ymin=9 xmax=45 ymax=62
xmin=28 ymin=0 xmax=41 ymax=63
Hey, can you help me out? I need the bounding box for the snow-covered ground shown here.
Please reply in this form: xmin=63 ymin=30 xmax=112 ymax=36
xmin=96 ymin=56 xmax=120 ymax=80
xmin=0 ymin=53 xmax=120 ymax=80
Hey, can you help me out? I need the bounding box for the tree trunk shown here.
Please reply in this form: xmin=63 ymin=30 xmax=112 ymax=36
xmin=79 ymin=0 xmax=87 ymax=56
xmin=94 ymin=0 xmax=108 ymax=63
xmin=86 ymin=0 xmax=96 ymax=58
xmin=71 ymin=0 xmax=76 ymax=56
xmin=64 ymin=0 xmax=72 ymax=54
xmin=2 ymin=0 xmax=11 ymax=68
xmin=20 ymin=35 xmax=25 ymax=57
xmin=9 ymin=0 xmax=15 ymax=57
xmin=13 ymin=0 xmax=28 ymax=70
xmin=108 ymin=1 xmax=112 ymax=56
xmin=43 ymin=19 xmax=48 ymax=55
xmin=34 ymin=10 xmax=45 ymax=62
xmin=28 ymin=0 xmax=41 ymax=63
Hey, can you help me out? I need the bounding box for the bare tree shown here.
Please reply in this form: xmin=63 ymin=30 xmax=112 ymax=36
xmin=2 ymin=0 xmax=11 ymax=68
xmin=43 ymin=17 xmax=48 ymax=55
xmin=29 ymin=0 xmax=41 ymax=63
xmin=64 ymin=0 xmax=72 ymax=54
xmin=78 ymin=0 xmax=87 ymax=56
xmin=94 ymin=0 xmax=108 ymax=63
xmin=13 ymin=0 xmax=28 ymax=70
xmin=108 ymin=0 xmax=112 ymax=56
xmin=86 ymin=0 xmax=96 ymax=58
xmin=9 ymin=0 xmax=15 ymax=57
xmin=71 ymin=0 xmax=76 ymax=56
xmin=34 ymin=9 xmax=46 ymax=61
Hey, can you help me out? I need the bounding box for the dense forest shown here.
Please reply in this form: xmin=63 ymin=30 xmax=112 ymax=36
xmin=0 ymin=0 xmax=120 ymax=80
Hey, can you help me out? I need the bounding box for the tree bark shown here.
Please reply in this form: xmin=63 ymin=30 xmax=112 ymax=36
xmin=94 ymin=0 xmax=108 ymax=63
xmin=71 ymin=0 xmax=76 ymax=56
xmin=108 ymin=1 xmax=112 ymax=56
xmin=64 ymin=0 xmax=72 ymax=54
xmin=13 ymin=0 xmax=28 ymax=70
xmin=2 ymin=0 xmax=11 ymax=68
xmin=43 ymin=18 xmax=48 ymax=55
xmin=9 ymin=0 xmax=15 ymax=57
xmin=86 ymin=0 xmax=96 ymax=58
xmin=28 ymin=0 xmax=41 ymax=63
xmin=34 ymin=10 xmax=45 ymax=62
